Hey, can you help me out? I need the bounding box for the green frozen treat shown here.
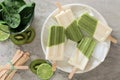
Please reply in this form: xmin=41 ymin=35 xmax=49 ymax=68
xmin=69 ymin=37 xmax=96 ymax=70
xmin=78 ymin=13 xmax=112 ymax=42
xmin=78 ymin=13 xmax=97 ymax=36
xmin=47 ymin=26 xmax=65 ymax=47
xmin=65 ymin=20 xmax=83 ymax=42
xmin=46 ymin=26 xmax=65 ymax=61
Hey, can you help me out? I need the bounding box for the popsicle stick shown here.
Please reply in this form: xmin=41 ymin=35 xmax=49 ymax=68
xmin=1 ymin=66 xmax=28 ymax=70
xmin=0 ymin=50 xmax=23 ymax=78
xmin=68 ymin=67 xmax=77 ymax=79
xmin=5 ymin=52 xmax=30 ymax=80
xmin=0 ymin=73 xmax=7 ymax=80
xmin=55 ymin=2 xmax=63 ymax=11
xmin=108 ymin=35 xmax=117 ymax=43
xmin=0 ymin=50 xmax=21 ymax=71
xmin=0 ymin=50 xmax=24 ymax=79
xmin=5 ymin=70 xmax=16 ymax=80
xmin=11 ymin=50 xmax=23 ymax=64
xmin=52 ymin=61 xmax=57 ymax=72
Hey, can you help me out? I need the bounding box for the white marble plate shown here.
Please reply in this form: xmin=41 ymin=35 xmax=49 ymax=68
xmin=41 ymin=4 xmax=111 ymax=73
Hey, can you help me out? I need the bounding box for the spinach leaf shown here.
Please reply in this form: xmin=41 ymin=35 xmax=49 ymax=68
xmin=19 ymin=2 xmax=35 ymax=26
xmin=1 ymin=3 xmax=21 ymax=28
xmin=10 ymin=2 xmax=35 ymax=33
xmin=4 ymin=0 xmax=26 ymax=13
xmin=2 ymin=13 xmax=21 ymax=28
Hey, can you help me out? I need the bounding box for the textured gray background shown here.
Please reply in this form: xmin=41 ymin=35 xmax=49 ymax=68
xmin=0 ymin=0 xmax=120 ymax=80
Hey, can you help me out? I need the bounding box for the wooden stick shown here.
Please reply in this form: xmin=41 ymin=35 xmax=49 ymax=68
xmin=0 ymin=73 xmax=7 ymax=80
xmin=68 ymin=67 xmax=77 ymax=79
xmin=108 ymin=35 xmax=117 ymax=43
xmin=15 ymin=52 xmax=30 ymax=66
xmin=0 ymin=50 xmax=21 ymax=72
xmin=5 ymin=70 xmax=15 ymax=80
xmin=5 ymin=52 xmax=30 ymax=80
xmin=11 ymin=50 xmax=23 ymax=64
xmin=52 ymin=61 xmax=57 ymax=72
xmin=55 ymin=2 xmax=63 ymax=12
xmin=1 ymin=66 xmax=28 ymax=70
xmin=0 ymin=50 xmax=24 ymax=80
xmin=0 ymin=50 xmax=23 ymax=78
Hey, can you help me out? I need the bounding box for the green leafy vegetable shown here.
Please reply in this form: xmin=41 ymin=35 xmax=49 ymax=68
xmin=10 ymin=2 xmax=35 ymax=33
xmin=0 ymin=0 xmax=35 ymax=33
xmin=1 ymin=3 xmax=21 ymax=28
xmin=4 ymin=0 xmax=26 ymax=12
xmin=2 ymin=12 xmax=21 ymax=28
xmin=19 ymin=2 xmax=35 ymax=26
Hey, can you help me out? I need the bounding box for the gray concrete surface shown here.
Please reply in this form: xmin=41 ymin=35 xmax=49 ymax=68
xmin=0 ymin=0 xmax=120 ymax=80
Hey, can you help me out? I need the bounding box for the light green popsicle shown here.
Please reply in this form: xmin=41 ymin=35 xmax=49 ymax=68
xmin=65 ymin=20 xmax=83 ymax=42
xmin=47 ymin=26 xmax=65 ymax=47
xmin=78 ymin=13 xmax=98 ymax=36
xmin=46 ymin=26 xmax=65 ymax=61
xmin=78 ymin=13 xmax=113 ymax=42
xmin=69 ymin=37 xmax=96 ymax=70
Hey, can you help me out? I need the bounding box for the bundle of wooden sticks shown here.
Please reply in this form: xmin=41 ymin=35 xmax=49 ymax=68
xmin=0 ymin=50 xmax=30 ymax=80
